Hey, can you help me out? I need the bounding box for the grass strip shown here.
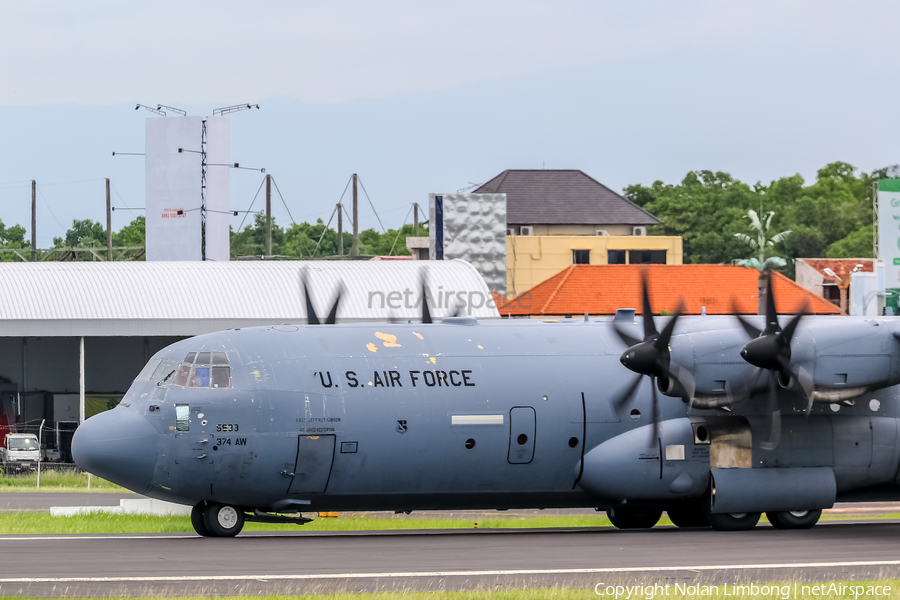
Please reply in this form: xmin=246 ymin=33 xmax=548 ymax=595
xmin=3 ymin=509 xmax=900 ymax=536
xmin=0 ymin=471 xmax=122 ymax=492
xmin=0 ymin=512 xmax=619 ymax=535
xmin=5 ymin=581 xmax=900 ymax=599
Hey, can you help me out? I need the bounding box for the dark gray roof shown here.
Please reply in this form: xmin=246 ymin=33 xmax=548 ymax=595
xmin=474 ymin=169 xmax=658 ymax=226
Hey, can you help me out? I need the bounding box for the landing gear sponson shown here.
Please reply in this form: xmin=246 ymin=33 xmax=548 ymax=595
xmin=604 ymin=505 xmax=822 ymax=531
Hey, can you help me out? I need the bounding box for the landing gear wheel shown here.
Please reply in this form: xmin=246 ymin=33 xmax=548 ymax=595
xmin=705 ymin=511 xmax=761 ymax=531
xmin=191 ymin=502 xmax=211 ymax=537
xmin=766 ymin=509 xmax=821 ymax=530
xmin=667 ymin=504 xmax=710 ymax=528
xmin=607 ymin=507 xmax=662 ymax=529
xmin=202 ymin=503 xmax=245 ymax=537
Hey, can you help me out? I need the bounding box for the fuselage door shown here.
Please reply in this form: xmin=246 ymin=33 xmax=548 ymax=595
xmin=287 ymin=434 xmax=336 ymax=494
xmin=508 ymin=406 xmax=536 ymax=464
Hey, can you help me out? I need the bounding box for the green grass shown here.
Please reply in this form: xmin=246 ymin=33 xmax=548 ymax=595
xmin=2 ymin=507 xmax=899 ymax=536
xmin=0 ymin=512 xmax=617 ymax=535
xmin=5 ymin=582 xmax=900 ymax=600
xmin=0 ymin=470 xmax=122 ymax=492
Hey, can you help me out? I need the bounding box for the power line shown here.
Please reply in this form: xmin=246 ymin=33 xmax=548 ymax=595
xmin=35 ymin=184 xmax=66 ymax=231
xmin=356 ymin=176 xmax=386 ymax=233
xmin=388 ymin=203 xmax=415 ymax=256
xmin=237 ymin=176 xmax=267 ymax=232
xmin=270 ymin=177 xmax=296 ymax=227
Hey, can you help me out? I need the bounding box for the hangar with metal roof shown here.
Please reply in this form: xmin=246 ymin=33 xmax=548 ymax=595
xmin=0 ymin=260 xmax=498 ymax=460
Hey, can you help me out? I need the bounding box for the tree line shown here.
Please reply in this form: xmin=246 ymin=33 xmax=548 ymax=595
xmin=625 ymin=161 xmax=899 ymax=277
xmin=1 ymin=161 xmax=898 ymax=273
xmin=0 ymin=212 xmax=426 ymax=261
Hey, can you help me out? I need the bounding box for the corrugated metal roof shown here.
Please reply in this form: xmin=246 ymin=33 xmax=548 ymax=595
xmin=474 ymin=169 xmax=658 ymax=226
xmin=0 ymin=260 xmax=499 ymax=337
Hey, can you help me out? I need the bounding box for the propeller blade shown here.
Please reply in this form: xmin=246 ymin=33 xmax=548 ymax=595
xmin=653 ymin=302 xmax=683 ymax=353
xmin=760 ymin=372 xmax=782 ymax=450
xmin=419 ymin=271 xmax=433 ymax=324
xmin=763 ymin=270 xmax=782 ymax=335
xmin=640 ymin=271 xmax=658 ymax=340
xmin=612 ymin=374 xmax=643 ymax=414
xmin=734 ymin=312 xmax=762 ymax=340
xmin=650 ymin=377 xmax=660 ymax=447
xmin=325 ymin=289 xmax=342 ymax=325
xmin=789 ymin=365 xmax=815 ymax=416
xmin=778 ymin=312 xmax=804 ymax=347
xmin=613 ymin=324 xmax=641 ymax=349
xmin=664 ymin=361 xmax=696 ymax=406
xmin=302 ymin=274 xmax=320 ymax=325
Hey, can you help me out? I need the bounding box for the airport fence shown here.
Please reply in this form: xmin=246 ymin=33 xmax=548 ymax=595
xmin=0 ymin=462 xmax=83 ymax=477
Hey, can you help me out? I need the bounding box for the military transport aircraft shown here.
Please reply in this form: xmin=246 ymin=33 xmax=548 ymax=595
xmin=72 ymin=269 xmax=900 ymax=536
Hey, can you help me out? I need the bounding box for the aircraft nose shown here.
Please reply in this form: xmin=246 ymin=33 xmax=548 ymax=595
xmin=72 ymin=408 xmax=158 ymax=494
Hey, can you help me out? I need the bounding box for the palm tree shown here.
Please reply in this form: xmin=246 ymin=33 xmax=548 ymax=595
xmin=734 ymin=209 xmax=791 ymax=314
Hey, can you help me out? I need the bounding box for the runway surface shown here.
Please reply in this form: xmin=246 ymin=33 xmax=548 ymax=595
xmin=0 ymin=492 xmax=142 ymax=512
xmin=2 ymin=521 xmax=900 ymax=598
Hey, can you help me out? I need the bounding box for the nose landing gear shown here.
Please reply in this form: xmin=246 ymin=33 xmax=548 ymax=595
xmin=192 ymin=502 xmax=246 ymax=537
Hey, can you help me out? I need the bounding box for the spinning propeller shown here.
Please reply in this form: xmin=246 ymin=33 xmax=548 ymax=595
xmin=733 ymin=269 xmax=813 ymax=450
xmin=612 ymin=272 xmax=695 ymax=445
xmin=302 ymin=267 xmax=439 ymax=325
xmin=301 ymin=271 xmax=342 ymax=325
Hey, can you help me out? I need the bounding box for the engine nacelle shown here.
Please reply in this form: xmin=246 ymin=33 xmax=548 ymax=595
xmin=668 ymin=319 xmax=900 ymax=401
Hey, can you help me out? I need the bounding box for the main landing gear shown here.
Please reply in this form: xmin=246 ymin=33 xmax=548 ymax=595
xmin=766 ymin=509 xmax=822 ymax=529
xmin=192 ymin=502 xmax=245 ymax=537
xmin=606 ymin=507 xmax=663 ymax=529
xmin=606 ymin=504 xmax=822 ymax=531
xmin=666 ymin=503 xmax=710 ymax=528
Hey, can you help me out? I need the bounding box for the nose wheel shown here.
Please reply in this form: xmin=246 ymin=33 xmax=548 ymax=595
xmin=192 ymin=502 xmax=245 ymax=537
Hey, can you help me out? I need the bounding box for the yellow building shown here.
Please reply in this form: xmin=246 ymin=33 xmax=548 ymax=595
xmin=506 ymin=234 xmax=683 ymax=297
xmin=470 ymin=169 xmax=681 ymax=296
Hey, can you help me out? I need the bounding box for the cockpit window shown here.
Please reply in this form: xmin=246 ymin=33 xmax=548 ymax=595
xmin=174 ymin=364 xmax=191 ymax=387
xmin=172 ymin=351 xmax=231 ymax=388
xmin=150 ymin=360 xmax=177 ymax=383
xmin=211 ymin=366 xmax=231 ymax=388
xmin=188 ymin=366 xmax=211 ymax=388
xmin=136 ymin=360 xmax=160 ymax=382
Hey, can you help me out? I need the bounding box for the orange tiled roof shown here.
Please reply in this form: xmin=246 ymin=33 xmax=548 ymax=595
xmin=497 ymin=265 xmax=840 ymax=316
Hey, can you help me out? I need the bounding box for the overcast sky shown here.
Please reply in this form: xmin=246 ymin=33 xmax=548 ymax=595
xmin=2 ymin=1 xmax=898 ymax=247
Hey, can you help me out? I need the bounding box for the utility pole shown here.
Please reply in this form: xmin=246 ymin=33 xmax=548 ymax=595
xmin=265 ymin=174 xmax=272 ymax=256
xmin=351 ymin=173 xmax=359 ymax=257
xmin=31 ymin=180 xmax=36 ymax=262
xmin=337 ymin=203 xmax=343 ymax=256
xmin=105 ymin=178 xmax=112 ymax=261
xmin=414 ymin=203 xmax=419 ymax=236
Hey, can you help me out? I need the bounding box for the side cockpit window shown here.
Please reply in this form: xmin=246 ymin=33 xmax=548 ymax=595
xmin=143 ymin=360 xmax=177 ymax=384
